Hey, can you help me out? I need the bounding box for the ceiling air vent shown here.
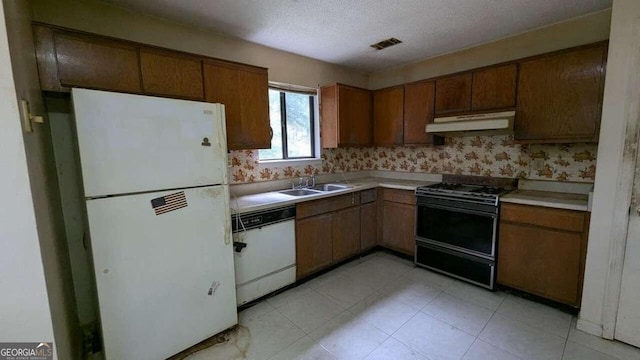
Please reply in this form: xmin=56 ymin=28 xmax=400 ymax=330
xmin=370 ymin=38 xmax=402 ymax=50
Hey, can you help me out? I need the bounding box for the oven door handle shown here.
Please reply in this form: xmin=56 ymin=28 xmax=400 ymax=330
xmin=418 ymin=202 xmax=497 ymax=218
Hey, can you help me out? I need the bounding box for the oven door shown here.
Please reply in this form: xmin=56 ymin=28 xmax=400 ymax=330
xmin=415 ymin=197 xmax=498 ymax=259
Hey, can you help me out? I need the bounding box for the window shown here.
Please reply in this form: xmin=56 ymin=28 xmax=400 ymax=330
xmin=258 ymin=88 xmax=316 ymax=160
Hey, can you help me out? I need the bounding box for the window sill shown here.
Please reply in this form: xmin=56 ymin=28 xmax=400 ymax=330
xmin=258 ymin=158 xmax=322 ymax=167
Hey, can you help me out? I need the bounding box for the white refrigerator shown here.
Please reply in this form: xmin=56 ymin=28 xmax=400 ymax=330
xmin=72 ymin=89 xmax=237 ymax=360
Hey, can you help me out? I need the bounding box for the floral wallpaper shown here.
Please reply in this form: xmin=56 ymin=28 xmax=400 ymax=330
xmin=228 ymin=135 xmax=598 ymax=185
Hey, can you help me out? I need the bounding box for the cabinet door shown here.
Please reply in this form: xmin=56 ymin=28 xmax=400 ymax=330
xmin=381 ymin=201 xmax=416 ymax=256
xmin=472 ymin=64 xmax=517 ymax=111
xmin=515 ymin=45 xmax=606 ymax=143
xmin=360 ymin=202 xmax=377 ymax=251
xmin=332 ymin=207 xmax=361 ymax=262
xmin=373 ymin=86 xmax=404 ymax=145
xmin=435 ymin=73 xmax=472 ymax=114
xmin=54 ymin=32 xmax=141 ymax=93
xmin=140 ymin=48 xmax=204 ymax=100
xmin=404 ymin=81 xmax=435 ymax=145
xmin=338 ymin=85 xmax=372 ymax=146
xmin=296 ymin=214 xmax=333 ymax=279
xmin=203 ymin=62 xmax=270 ymax=150
xmin=497 ymin=222 xmax=583 ymax=306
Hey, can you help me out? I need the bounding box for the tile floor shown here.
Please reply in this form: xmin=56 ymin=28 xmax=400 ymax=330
xmin=186 ymin=251 xmax=640 ymax=360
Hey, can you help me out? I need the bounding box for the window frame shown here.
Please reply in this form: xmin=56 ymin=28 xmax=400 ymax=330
xmin=259 ymin=86 xmax=318 ymax=161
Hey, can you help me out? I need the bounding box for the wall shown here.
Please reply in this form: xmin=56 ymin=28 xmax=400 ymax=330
xmin=2 ymin=0 xmax=80 ymax=358
xmin=579 ymin=0 xmax=640 ymax=339
xmin=229 ymin=136 xmax=598 ymax=184
xmin=29 ymin=0 xmax=368 ymax=89
xmin=369 ymin=9 xmax=612 ymax=89
xmin=0 ymin=0 xmax=56 ymax=357
xmin=48 ymin=100 xmax=97 ymax=328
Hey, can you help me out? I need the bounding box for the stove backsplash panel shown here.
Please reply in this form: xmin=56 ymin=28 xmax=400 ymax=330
xmin=228 ymin=135 xmax=597 ymax=184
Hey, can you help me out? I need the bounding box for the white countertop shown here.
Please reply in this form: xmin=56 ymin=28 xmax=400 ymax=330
xmin=230 ymin=177 xmax=437 ymax=215
xmin=501 ymin=189 xmax=590 ymax=212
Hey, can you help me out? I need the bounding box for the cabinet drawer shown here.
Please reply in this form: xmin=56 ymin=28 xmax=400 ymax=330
xmin=382 ymin=189 xmax=415 ymax=205
xmin=500 ymin=203 xmax=584 ymax=232
xmin=297 ymin=193 xmax=360 ymax=219
xmin=360 ymin=189 xmax=377 ymax=204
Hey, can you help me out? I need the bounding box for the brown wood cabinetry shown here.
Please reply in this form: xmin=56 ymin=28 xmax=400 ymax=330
xmin=435 ymin=73 xmax=472 ymax=115
xmin=515 ymin=44 xmax=606 ymax=143
xmin=203 ymin=61 xmax=270 ymax=150
xmin=295 ymin=192 xmax=361 ymax=279
xmin=333 ymin=207 xmax=361 ymax=262
xmin=32 ymin=24 xmax=271 ymax=150
xmin=296 ymin=214 xmax=333 ymax=279
xmin=360 ymin=189 xmax=378 ymax=251
xmin=373 ymin=86 xmax=404 ymax=145
xmin=380 ymin=189 xmax=416 ymax=256
xmin=403 ymin=81 xmax=436 ymax=145
xmin=54 ymin=31 xmax=142 ymax=93
xmin=140 ymin=48 xmax=203 ymax=100
xmin=497 ymin=203 xmax=590 ymax=307
xmin=471 ymin=64 xmax=517 ymax=111
xmin=320 ymin=84 xmax=372 ymax=148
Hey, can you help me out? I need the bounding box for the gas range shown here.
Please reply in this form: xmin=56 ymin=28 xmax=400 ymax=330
xmin=414 ymin=176 xmax=517 ymax=290
xmin=416 ymin=182 xmax=512 ymax=206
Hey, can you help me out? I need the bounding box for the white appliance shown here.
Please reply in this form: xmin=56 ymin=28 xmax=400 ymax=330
xmin=72 ymin=89 xmax=237 ymax=360
xmin=231 ymin=207 xmax=296 ymax=305
xmin=426 ymin=110 xmax=515 ymax=136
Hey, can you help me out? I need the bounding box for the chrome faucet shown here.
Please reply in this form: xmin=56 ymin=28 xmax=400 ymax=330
xmin=290 ymin=176 xmax=316 ymax=189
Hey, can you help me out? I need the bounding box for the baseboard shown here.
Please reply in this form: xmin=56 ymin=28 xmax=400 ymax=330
xmin=577 ymin=318 xmax=603 ymax=337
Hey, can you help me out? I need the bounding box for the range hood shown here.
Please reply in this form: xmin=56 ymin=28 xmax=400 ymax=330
xmin=426 ymin=111 xmax=515 ymax=136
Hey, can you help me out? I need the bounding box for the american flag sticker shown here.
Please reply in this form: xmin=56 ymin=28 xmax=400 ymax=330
xmin=151 ymin=191 xmax=188 ymax=216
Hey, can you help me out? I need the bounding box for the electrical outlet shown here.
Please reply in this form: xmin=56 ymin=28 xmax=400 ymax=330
xmin=532 ymin=158 xmax=545 ymax=170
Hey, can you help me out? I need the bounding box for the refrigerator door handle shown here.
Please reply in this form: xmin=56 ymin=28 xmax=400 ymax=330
xmin=208 ymin=281 xmax=219 ymax=296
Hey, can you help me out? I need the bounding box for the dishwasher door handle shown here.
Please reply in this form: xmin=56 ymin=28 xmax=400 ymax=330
xmin=233 ymin=241 xmax=247 ymax=252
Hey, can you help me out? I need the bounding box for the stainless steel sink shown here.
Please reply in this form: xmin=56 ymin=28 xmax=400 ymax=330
xmin=311 ymin=183 xmax=350 ymax=192
xmin=278 ymin=189 xmax=322 ymax=196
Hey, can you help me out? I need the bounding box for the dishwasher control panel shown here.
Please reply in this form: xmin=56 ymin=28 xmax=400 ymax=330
xmin=231 ymin=206 xmax=296 ymax=232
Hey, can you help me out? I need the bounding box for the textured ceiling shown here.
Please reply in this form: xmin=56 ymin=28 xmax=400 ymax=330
xmin=101 ymin=0 xmax=612 ymax=72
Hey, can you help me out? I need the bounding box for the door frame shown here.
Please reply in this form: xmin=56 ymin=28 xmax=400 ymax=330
xmin=580 ymin=0 xmax=640 ymax=341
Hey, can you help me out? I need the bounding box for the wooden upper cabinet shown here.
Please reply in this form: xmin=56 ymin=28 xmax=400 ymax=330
xmin=471 ymin=64 xmax=517 ymax=111
xmin=373 ymin=86 xmax=404 ymax=146
xmin=203 ymin=61 xmax=270 ymax=150
xmin=435 ymin=73 xmax=472 ymax=114
xmin=320 ymin=84 xmax=372 ymax=148
xmin=140 ymin=48 xmax=204 ymax=100
xmin=54 ymin=32 xmax=141 ymax=93
xmin=403 ymin=81 xmax=436 ymax=145
xmin=515 ymin=44 xmax=606 ymax=143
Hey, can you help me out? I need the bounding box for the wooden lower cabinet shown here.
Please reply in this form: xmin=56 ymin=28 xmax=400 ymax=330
xmin=333 ymin=207 xmax=361 ymax=262
xmin=360 ymin=202 xmax=377 ymax=251
xmin=295 ymin=192 xmax=364 ymax=279
xmin=296 ymin=214 xmax=333 ymax=279
xmin=497 ymin=203 xmax=590 ymax=307
xmin=380 ymin=190 xmax=416 ymax=256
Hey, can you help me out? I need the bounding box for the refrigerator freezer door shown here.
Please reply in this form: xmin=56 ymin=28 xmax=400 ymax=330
xmin=87 ymin=185 xmax=237 ymax=360
xmin=72 ymin=88 xmax=227 ymax=198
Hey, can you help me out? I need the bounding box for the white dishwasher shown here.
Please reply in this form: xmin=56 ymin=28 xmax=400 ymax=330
xmin=231 ymin=206 xmax=296 ymax=306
